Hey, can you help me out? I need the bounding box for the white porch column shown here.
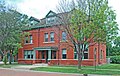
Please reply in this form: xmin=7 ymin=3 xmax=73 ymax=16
xmin=33 ymin=50 xmax=36 ymax=60
xmin=48 ymin=50 xmax=51 ymax=60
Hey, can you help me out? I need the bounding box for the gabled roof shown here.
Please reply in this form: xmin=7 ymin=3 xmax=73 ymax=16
xmin=29 ymin=16 xmax=40 ymax=22
xmin=45 ymin=10 xmax=57 ymax=18
xmin=23 ymin=10 xmax=70 ymax=31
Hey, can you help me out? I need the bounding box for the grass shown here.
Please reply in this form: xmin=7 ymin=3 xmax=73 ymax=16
xmin=0 ymin=62 xmax=19 ymax=68
xmin=31 ymin=64 xmax=120 ymax=75
xmin=0 ymin=62 xmax=31 ymax=68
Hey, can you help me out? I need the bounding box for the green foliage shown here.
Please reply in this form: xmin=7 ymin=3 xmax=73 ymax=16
xmin=0 ymin=1 xmax=29 ymax=54
xmin=110 ymin=56 xmax=120 ymax=64
xmin=58 ymin=0 xmax=119 ymax=69
xmin=106 ymin=36 xmax=120 ymax=56
xmin=3 ymin=55 xmax=7 ymax=65
xmin=13 ymin=43 xmax=22 ymax=56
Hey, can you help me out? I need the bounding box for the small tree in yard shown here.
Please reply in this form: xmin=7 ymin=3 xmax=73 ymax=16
xmin=57 ymin=0 xmax=119 ymax=69
xmin=3 ymin=55 xmax=7 ymax=65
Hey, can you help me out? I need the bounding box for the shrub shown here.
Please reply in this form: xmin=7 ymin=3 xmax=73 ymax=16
xmin=3 ymin=55 xmax=8 ymax=65
xmin=110 ymin=56 xmax=120 ymax=64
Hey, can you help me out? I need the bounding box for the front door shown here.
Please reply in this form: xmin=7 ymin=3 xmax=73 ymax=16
xmin=46 ymin=51 xmax=48 ymax=63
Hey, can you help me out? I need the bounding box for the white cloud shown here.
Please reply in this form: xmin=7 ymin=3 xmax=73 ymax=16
xmin=108 ymin=0 xmax=120 ymax=30
xmin=5 ymin=0 xmax=120 ymax=33
xmin=15 ymin=0 xmax=59 ymax=19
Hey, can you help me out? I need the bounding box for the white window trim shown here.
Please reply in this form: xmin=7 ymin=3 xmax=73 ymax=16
xmin=73 ymin=48 xmax=89 ymax=60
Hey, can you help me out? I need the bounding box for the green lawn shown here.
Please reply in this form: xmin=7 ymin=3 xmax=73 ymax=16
xmin=31 ymin=64 xmax=120 ymax=75
xmin=0 ymin=62 xmax=30 ymax=68
xmin=0 ymin=63 xmax=19 ymax=68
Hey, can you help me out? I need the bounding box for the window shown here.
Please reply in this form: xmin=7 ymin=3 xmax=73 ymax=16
xmin=62 ymin=49 xmax=67 ymax=59
xmin=24 ymin=35 xmax=33 ymax=44
xmin=83 ymin=44 xmax=89 ymax=59
xmin=25 ymin=36 xmax=29 ymax=43
xmin=42 ymin=51 xmax=45 ymax=59
xmin=52 ymin=51 xmax=56 ymax=59
xmin=100 ymin=50 xmax=103 ymax=59
xmin=30 ymin=35 xmax=33 ymax=43
xmin=50 ymin=32 xmax=54 ymax=42
xmin=30 ymin=21 xmax=34 ymax=25
xmin=74 ymin=48 xmax=78 ymax=59
xmin=62 ymin=31 xmax=67 ymax=41
xmin=74 ymin=44 xmax=89 ymax=59
xmin=24 ymin=50 xmax=33 ymax=59
xmin=44 ymin=33 xmax=48 ymax=42
xmin=46 ymin=17 xmax=56 ymax=24
xmin=74 ymin=52 xmax=78 ymax=59
xmin=24 ymin=51 xmax=27 ymax=59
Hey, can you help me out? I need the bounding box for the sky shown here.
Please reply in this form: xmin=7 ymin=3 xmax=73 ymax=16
xmin=5 ymin=0 xmax=120 ymax=31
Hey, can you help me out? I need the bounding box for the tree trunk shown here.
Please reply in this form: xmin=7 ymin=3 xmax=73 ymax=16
xmin=78 ymin=54 xmax=81 ymax=69
xmin=9 ymin=53 xmax=12 ymax=64
xmin=77 ymin=43 xmax=82 ymax=69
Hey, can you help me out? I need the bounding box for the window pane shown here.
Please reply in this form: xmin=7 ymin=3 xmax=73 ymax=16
xmin=28 ymin=51 xmax=31 ymax=55
xmin=62 ymin=49 xmax=66 ymax=54
xmin=85 ymin=44 xmax=89 ymax=51
xmin=62 ymin=49 xmax=67 ymax=59
xmin=31 ymin=55 xmax=33 ymax=59
xmin=24 ymin=51 xmax=27 ymax=59
xmin=31 ymin=51 xmax=33 ymax=59
xmin=62 ymin=54 xmax=66 ymax=59
xmin=25 ymin=36 xmax=29 ymax=43
xmin=74 ymin=52 xmax=78 ymax=59
xmin=100 ymin=50 xmax=103 ymax=59
xmin=24 ymin=51 xmax=27 ymax=55
xmin=62 ymin=31 xmax=67 ymax=41
xmin=46 ymin=17 xmax=55 ymax=24
xmin=84 ymin=53 xmax=88 ymax=59
xmin=27 ymin=55 xmax=31 ymax=59
xmin=44 ymin=33 xmax=48 ymax=42
xmin=30 ymin=35 xmax=33 ymax=43
xmin=50 ymin=32 xmax=54 ymax=41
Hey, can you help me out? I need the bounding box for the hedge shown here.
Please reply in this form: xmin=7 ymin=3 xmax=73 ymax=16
xmin=110 ymin=56 xmax=120 ymax=64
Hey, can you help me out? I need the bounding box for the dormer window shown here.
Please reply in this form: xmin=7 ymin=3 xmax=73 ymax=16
xmin=30 ymin=21 xmax=34 ymax=25
xmin=46 ymin=17 xmax=56 ymax=24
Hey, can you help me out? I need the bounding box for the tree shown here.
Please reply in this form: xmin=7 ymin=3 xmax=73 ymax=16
xmin=57 ymin=0 xmax=119 ymax=69
xmin=0 ymin=1 xmax=29 ymax=64
xmin=111 ymin=36 xmax=120 ymax=56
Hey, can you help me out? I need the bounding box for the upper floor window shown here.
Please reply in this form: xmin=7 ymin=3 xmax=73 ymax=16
xmin=24 ymin=35 xmax=33 ymax=44
xmin=46 ymin=17 xmax=56 ymax=24
xmin=25 ymin=36 xmax=29 ymax=44
xmin=100 ymin=50 xmax=103 ymax=59
xmin=30 ymin=21 xmax=34 ymax=25
xmin=30 ymin=35 xmax=33 ymax=43
xmin=44 ymin=33 xmax=48 ymax=42
xmin=50 ymin=32 xmax=54 ymax=42
xmin=62 ymin=31 xmax=67 ymax=41
xmin=62 ymin=49 xmax=67 ymax=59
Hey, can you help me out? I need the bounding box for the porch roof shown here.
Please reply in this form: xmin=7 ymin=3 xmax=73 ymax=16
xmin=34 ymin=46 xmax=58 ymax=51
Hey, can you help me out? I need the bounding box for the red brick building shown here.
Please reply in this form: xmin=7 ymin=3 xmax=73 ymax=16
xmin=18 ymin=11 xmax=106 ymax=66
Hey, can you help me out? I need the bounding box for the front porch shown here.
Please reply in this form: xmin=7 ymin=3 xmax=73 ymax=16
xmin=33 ymin=46 xmax=58 ymax=64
